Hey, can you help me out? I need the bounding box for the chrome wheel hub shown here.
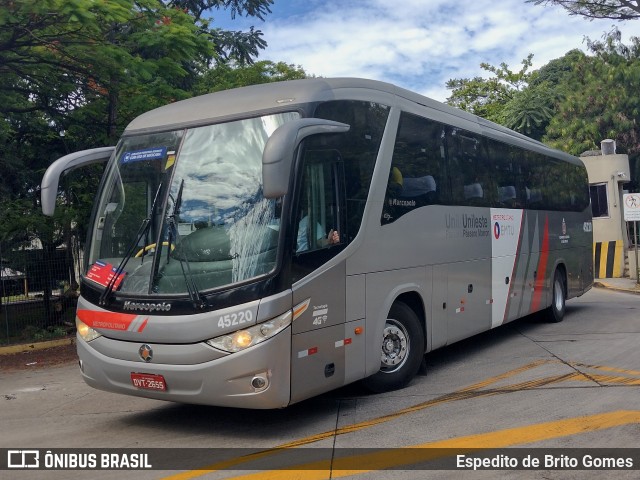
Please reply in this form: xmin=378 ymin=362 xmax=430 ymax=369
xmin=380 ymin=320 xmax=409 ymax=373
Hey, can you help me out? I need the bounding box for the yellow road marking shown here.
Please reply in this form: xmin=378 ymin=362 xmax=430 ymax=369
xmin=216 ymin=410 xmax=640 ymax=480
xmin=571 ymin=362 xmax=640 ymax=377
xmin=582 ymin=374 xmax=640 ymax=386
xmin=161 ymin=361 xmax=640 ymax=480
xmin=457 ymin=358 xmax=552 ymax=392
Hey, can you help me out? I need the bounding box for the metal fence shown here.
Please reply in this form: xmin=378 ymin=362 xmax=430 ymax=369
xmin=1 ymin=243 xmax=82 ymax=346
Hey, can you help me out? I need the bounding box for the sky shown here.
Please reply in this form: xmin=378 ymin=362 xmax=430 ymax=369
xmin=213 ymin=0 xmax=640 ymax=102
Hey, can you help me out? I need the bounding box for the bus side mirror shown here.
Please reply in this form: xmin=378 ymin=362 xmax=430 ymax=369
xmin=41 ymin=146 xmax=115 ymax=216
xmin=262 ymin=119 xmax=349 ymax=198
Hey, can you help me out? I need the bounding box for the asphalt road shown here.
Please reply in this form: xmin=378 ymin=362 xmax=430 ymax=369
xmin=1 ymin=287 xmax=639 ymax=479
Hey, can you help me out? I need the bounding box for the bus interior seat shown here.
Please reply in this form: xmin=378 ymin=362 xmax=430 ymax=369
xmin=401 ymin=175 xmax=436 ymax=196
xmin=498 ymin=185 xmax=518 ymax=207
xmin=401 ymin=175 xmax=438 ymax=204
xmin=464 ymin=182 xmax=483 ymax=199
xmin=526 ymin=187 xmax=543 ymax=207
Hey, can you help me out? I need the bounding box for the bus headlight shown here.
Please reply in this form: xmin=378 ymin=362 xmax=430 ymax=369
xmin=207 ymin=311 xmax=292 ymax=353
xmin=76 ymin=317 xmax=102 ymax=342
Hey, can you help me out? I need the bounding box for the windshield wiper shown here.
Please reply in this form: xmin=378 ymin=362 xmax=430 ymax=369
xmin=166 ymin=179 xmax=206 ymax=309
xmin=99 ymin=182 xmax=164 ymax=306
xmin=178 ymin=251 xmax=206 ymax=309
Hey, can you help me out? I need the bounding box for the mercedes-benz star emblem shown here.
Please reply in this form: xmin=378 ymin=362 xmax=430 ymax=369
xmin=139 ymin=344 xmax=153 ymax=362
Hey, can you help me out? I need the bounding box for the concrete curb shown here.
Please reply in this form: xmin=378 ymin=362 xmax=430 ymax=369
xmin=593 ymin=281 xmax=640 ymax=295
xmin=0 ymin=336 xmax=75 ymax=356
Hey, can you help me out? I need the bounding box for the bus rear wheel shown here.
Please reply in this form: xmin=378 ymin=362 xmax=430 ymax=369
xmin=363 ymin=302 xmax=424 ymax=393
xmin=547 ymin=268 xmax=566 ymax=323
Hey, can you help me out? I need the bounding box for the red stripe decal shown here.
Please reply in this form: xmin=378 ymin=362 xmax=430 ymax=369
xmin=531 ymin=216 xmax=550 ymax=312
xmin=77 ymin=309 xmax=138 ymax=331
xmin=137 ymin=318 xmax=149 ymax=332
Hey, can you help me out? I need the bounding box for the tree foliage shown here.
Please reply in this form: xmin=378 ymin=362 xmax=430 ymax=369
xmin=0 ymin=0 xmax=276 ymax=203
xmin=501 ymin=85 xmax=558 ymax=139
xmin=544 ymin=29 xmax=640 ymax=158
xmin=501 ymin=50 xmax=585 ymax=139
xmin=447 ymin=26 xmax=639 ymax=191
xmin=527 ymin=0 xmax=640 ymax=21
xmin=445 ymin=55 xmax=534 ymax=123
xmin=0 ymin=0 xmax=273 ymax=149
xmin=0 ymin=0 xmax=284 ymax=318
xmin=194 ymin=60 xmax=307 ymax=94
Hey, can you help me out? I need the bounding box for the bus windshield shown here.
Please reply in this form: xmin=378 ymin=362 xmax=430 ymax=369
xmin=87 ymin=112 xmax=299 ymax=296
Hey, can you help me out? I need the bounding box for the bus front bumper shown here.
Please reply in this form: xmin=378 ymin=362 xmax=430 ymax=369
xmin=76 ymin=326 xmax=292 ymax=409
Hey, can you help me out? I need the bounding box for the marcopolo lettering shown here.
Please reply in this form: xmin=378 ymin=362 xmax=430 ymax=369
xmin=389 ymin=198 xmax=416 ymax=207
xmin=123 ymin=301 xmax=171 ymax=312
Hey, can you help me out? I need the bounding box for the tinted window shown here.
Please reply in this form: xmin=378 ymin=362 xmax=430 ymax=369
xmin=487 ymin=140 xmax=526 ymax=209
xmin=522 ymin=150 xmax=590 ymax=212
xmin=590 ymin=183 xmax=609 ymax=217
xmin=382 ymin=112 xmax=446 ymax=224
xmin=565 ymin=163 xmax=591 ymax=211
xmin=294 ymin=151 xmax=343 ymax=254
xmin=380 ymin=111 xmax=590 ymax=220
xmin=447 ymin=128 xmax=492 ymax=207
xmin=313 ymin=100 xmax=389 ymax=240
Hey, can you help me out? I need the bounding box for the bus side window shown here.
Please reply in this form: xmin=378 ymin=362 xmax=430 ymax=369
xmin=488 ymin=139 xmax=522 ymax=209
xmin=313 ymin=100 xmax=389 ymax=241
xmin=291 ymin=148 xmax=347 ymax=282
xmin=447 ymin=128 xmax=493 ymax=207
xmin=294 ymin=150 xmax=345 ymax=255
xmin=381 ymin=112 xmax=445 ymax=225
xmin=524 ymin=151 xmax=547 ymax=210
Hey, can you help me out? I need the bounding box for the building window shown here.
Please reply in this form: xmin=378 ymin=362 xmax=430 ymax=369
xmin=589 ymin=183 xmax=609 ymax=218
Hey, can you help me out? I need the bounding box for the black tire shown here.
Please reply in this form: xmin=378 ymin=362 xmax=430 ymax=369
xmin=547 ymin=268 xmax=566 ymax=323
xmin=362 ymin=302 xmax=425 ymax=393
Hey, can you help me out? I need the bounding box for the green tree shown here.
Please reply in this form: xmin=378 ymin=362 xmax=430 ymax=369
xmin=527 ymin=0 xmax=640 ymax=20
xmin=543 ymin=29 xmax=640 ymax=159
xmin=194 ymin=60 xmax=307 ymax=95
xmin=501 ymin=50 xmax=586 ymax=139
xmin=0 ymin=0 xmax=275 ymax=323
xmin=445 ymin=55 xmax=534 ymax=123
xmin=501 ymin=85 xmax=558 ymax=139
xmin=0 ymin=0 xmax=273 ymax=147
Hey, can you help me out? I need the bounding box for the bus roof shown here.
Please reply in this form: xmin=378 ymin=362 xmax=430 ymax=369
xmin=124 ymin=77 xmax=579 ymax=164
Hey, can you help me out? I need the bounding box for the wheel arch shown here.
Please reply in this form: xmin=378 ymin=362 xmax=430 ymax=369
xmin=363 ymin=275 xmax=429 ymax=378
xmin=362 ymin=289 xmax=427 ymax=392
xmin=546 ymin=262 xmax=568 ymax=323
xmin=392 ymin=291 xmax=427 ymax=355
xmin=551 ymin=260 xmax=567 ymax=299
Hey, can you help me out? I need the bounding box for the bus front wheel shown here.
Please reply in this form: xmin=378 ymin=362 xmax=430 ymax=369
xmin=547 ymin=268 xmax=566 ymax=323
xmin=363 ymin=302 xmax=424 ymax=393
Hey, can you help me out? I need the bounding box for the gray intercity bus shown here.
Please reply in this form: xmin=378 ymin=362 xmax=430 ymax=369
xmin=41 ymin=78 xmax=593 ymax=408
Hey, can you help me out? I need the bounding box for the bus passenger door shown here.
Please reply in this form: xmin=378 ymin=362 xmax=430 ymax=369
xmin=289 ymin=149 xmax=365 ymax=404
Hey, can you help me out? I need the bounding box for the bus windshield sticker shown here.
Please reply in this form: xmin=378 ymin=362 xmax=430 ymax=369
xmin=121 ymin=147 xmax=167 ymax=164
xmin=86 ymin=261 xmax=126 ymax=289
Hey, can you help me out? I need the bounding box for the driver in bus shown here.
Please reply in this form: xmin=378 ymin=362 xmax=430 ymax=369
xmin=296 ymin=216 xmax=340 ymax=253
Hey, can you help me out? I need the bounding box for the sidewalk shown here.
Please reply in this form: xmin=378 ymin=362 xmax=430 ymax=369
xmin=0 ymin=336 xmax=75 ymax=356
xmin=593 ymin=277 xmax=640 ymax=295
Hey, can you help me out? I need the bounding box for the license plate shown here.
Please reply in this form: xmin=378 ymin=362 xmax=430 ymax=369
xmin=131 ymin=373 xmax=166 ymax=391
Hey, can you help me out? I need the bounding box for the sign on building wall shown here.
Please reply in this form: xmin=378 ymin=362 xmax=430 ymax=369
xmin=624 ymin=194 xmax=640 ymax=221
